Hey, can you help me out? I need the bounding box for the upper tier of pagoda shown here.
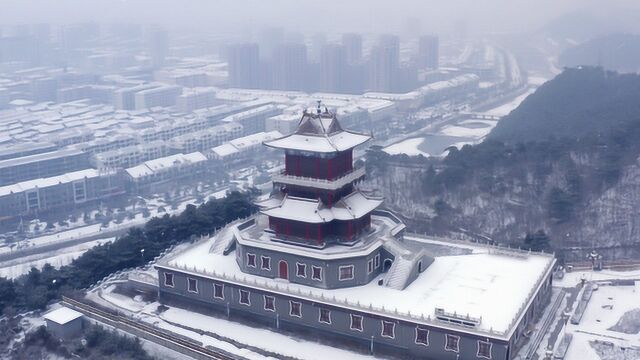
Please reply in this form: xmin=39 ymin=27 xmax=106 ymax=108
xmin=264 ymin=106 xmax=371 ymax=154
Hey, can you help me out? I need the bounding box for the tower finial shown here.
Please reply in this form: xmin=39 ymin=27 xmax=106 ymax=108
xmin=316 ymin=100 xmax=322 ymax=114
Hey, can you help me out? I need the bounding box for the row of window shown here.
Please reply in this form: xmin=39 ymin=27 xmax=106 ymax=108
xmin=245 ymin=253 xmax=382 ymax=281
xmin=164 ymin=273 xmax=492 ymax=359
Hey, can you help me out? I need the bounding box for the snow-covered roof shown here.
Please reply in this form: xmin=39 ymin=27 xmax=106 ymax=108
xmin=0 ymin=169 xmax=101 ymax=197
xmin=125 ymin=152 xmax=207 ymax=179
xmin=211 ymin=143 xmax=239 ymax=158
xmin=125 ymin=164 xmax=154 ymax=179
xmin=261 ymin=192 xmax=382 ymax=223
xmin=264 ymin=111 xmax=371 ymax=153
xmin=44 ymin=307 xmax=83 ymax=324
xmin=159 ymin=234 xmax=555 ymax=338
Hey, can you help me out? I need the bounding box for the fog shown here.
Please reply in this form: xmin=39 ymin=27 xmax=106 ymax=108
xmin=2 ymin=0 xmax=640 ymax=36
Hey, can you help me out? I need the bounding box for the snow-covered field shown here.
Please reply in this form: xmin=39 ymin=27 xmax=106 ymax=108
xmin=483 ymin=89 xmax=535 ymax=117
xmin=382 ymin=137 xmax=429 ymax=157
xmin=439 ymin=122 xmax=494 ymax=139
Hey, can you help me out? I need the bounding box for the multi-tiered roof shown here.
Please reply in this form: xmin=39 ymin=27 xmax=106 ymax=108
xmin=261 ymin=105 xmax=381 ymax=247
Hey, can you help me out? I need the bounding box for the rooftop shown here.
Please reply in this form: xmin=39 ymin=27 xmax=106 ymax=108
xmin=159 ymin=231 xmax=555 ymax=338
xmin=0 ymin=168 xmax=103 ymax=197
xmin=261 ymin=191 xmax=382 ymax=223
xmin=264 ymin=108 xmax=371 ymax=153
xmin=44 ymin=306 xmax=83 ymax=324
xmin=0 ymin=148 xmax=85 ymax=169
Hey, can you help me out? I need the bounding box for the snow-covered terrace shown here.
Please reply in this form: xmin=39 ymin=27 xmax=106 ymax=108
xmin=158 ymin=232 xmax=555 ymax=339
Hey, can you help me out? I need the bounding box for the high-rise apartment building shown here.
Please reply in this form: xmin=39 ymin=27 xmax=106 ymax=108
xmin=227 ymin=43 xmax=260 ymax=89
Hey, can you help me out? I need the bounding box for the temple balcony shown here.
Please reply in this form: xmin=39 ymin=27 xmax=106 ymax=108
xmin=272 ymin=167 xmax=365 ymax=191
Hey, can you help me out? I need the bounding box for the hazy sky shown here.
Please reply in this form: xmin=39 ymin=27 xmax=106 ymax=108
xmin=1 ymin=0 xmax=639 ymax=36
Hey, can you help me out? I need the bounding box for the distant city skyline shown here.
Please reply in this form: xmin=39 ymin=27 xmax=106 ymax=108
xmin=1 ymin=0 xmax=639 ymax=37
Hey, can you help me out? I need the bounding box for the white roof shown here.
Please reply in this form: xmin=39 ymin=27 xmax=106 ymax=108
xmin=44 ymin=307 xmax=83 ymax=324
xmin=125 ymin=164 xmax=154 ymax=179
xmin=261 ymin=192 xmax=382 ymax=223
xmin=0 ymin=169 xmax=101 ymax=197
xmin=125 ymin=152 xmax=207 ymax=179
xmin=160 ymin=234 xmax=555 ymax=337
xmin=211 ymin=143 xmax=239 ymax=158
xmin=230 ymin=131 xmax=282 ymax=151
xmin=264 ymin=131 xmax=371 ymax=153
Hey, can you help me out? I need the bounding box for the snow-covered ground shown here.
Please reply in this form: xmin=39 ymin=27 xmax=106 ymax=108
xmin=565 ymin=284 xmax=640 ymax=360
xmin=482 ymin=88 xmax=535 ymax=117
xmin=528 ymin=76 xmax=549 ymax=86
xmin=382 ymin=137 xmax=429 ymax=157
xmin=550 ymin=268 xmax=640 ymax=360
xmin=0 ymin=237 xmax=114 ymax=278
xmin=90 ymin=286 xmax=377 ymax=360
xmin=556 ymin=269 xmax=640 ymax=288
xmin=439 ymin=122 xmax=494 ymax=139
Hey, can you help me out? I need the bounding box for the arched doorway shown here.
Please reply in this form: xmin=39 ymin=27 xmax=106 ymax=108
xmin=279 ymin=260 xmax=289 ymax=280
xmin=383 ymin=259 xmax=393 ymax=273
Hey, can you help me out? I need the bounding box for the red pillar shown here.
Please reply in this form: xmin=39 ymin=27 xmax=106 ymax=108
xmin=348 ymin=221 xmax=353 ymax=240
xmin=285 ymin=155 xmax=290 ymax=175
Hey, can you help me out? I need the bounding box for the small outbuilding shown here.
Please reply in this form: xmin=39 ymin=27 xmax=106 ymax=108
xmin=44 ymin=307 xmax=83 ymax=339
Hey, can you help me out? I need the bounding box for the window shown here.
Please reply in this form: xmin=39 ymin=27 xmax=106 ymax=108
xmin=264 ymin=295 xmax=275 ymax=312
xmin=261 ymin=256 xmax=271 ymax=270
xmin=350 ymin=314 xmax=364 ymax=331
xmin=339 ymin=265 xmax=354 ymax=281
xmin=477 ymin=340 xmax=492 ymax=359
xmin=26 ymin=190 xmax=39 ymax=211
xmin=415 ymin=327 xmax=429 ymax=347
xmin=296 ymin=262 xmax=307 ymax=278
xmin=164 ymin=273 xmax=174 ymax=287
xmin=73 ymin=181 xmax=86 ymax=202
xmin=445 ymin=334 xmax=460 ymax=353
xmin=213 ymin=283 xmax=224 ymax=299
xmin=374 ymin=254 xmax=380 ymax=268
xmin=187 ymin=278 xmax=198 ymax=293
xmin=319 ymin=308 xmax=331 ymax=324
xmin=239 ymin=289 xmax=251 ymax=306
xmin=247 ymin=253 xmax=256 ymax=267
xmin=312 ymin=266 xmax=322 ymax=281
xmin=367 ymin=259 xmax=374 ymax=274
xmin=289 ymin=301 xmax=302 ymax=317
xmin=381 ymin=320 xmax=395 ymax=339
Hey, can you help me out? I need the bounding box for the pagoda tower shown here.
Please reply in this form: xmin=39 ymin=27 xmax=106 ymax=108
xmin=222 ymin=102 xmax=423 ymax=290
xmin=262 ymin=102 xmax=381 ymax=248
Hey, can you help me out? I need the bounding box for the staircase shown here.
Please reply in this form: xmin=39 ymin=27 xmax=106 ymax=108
xmin=209 ymin=225 xmax=237 ymax=255
xmin=381 ymin=236 xmax=423 ymax=290
xmin=384 ymin=257 xmax=416 ymax=290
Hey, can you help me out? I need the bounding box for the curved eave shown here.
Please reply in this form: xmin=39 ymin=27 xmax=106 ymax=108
xmin=261 ymin=208 xmax=331 ymax=224
xmin=263 ymin=131 xmax=371 ymax=154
